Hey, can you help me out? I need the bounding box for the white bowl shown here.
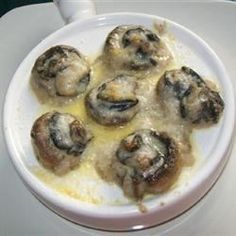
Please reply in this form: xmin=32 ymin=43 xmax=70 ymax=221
xmin=3 ymin=12 xmax=235 ymax=231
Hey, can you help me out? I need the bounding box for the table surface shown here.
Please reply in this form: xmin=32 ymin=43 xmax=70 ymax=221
xmin=0 ymin=1 xmax=236 ymax=235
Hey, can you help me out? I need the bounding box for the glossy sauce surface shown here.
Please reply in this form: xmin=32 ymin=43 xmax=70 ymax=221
xmin=31 ymin=25 xmax=201 ymax=205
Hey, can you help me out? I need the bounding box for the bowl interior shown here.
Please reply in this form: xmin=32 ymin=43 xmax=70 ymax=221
xmin=3 ymin=13 xmax=234 ymax=230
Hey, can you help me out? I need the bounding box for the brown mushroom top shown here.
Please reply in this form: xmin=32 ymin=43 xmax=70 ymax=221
xmin=32 ymin=45 xmax=91 ymax=99
xmin=31 ymin=112 xmax=93 ymax=175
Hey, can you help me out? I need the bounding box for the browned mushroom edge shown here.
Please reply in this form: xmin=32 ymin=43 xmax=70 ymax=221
xmin=85 ymin=74 xmax=140 ymax=126
xmin=31 ymin=45 xmax=91 ymax=103
xmin=111 ymin=129 xmax=181 ymax=200
xmin=156 ymin=66 xmax=224 ymax=127
xmin=31 ymin=111 xmax=93 ymax=175
xmin=104 ymin=25 xmax=172 ymax=73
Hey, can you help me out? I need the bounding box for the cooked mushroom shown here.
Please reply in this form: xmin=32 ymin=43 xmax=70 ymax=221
xmin=86 ymin=74 xmax=140 ymax=125
xmin=104 ymin=25 xmax=172 ymax=71
xmin=31 ymin=112 xmax=93 ymax=175
xmin=157 ymin=66 xmax=224 ymax=126
xmin=32 ymin=45 xmax=90 ymax=98
xmin=112 ymin=129 xmax=180 ymax=200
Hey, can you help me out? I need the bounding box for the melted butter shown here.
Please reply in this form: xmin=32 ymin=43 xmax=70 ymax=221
xmin=38 ymin=57 xmax=150 ymax=152
xmin=31 ymin=58 xmax=145 ymax=204
xmin=31 ymin=29 xmax=198 ymax=206
xmin=32 ymin=163 xmax=104 ymax=204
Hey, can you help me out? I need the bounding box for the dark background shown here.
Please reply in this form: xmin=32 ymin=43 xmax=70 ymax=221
xmin=0 ymin=0 xmax=51 ymax=17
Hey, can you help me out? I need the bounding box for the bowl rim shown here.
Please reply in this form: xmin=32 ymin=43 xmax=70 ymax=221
xmin=3 ymin=12 xmax=235 ymax=230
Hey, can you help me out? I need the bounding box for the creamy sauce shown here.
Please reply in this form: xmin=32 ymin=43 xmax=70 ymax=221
xmin=31 ymin=57 xmax=196 ymax=204
xmin=30 ymin=26 xmax=200 ymax=206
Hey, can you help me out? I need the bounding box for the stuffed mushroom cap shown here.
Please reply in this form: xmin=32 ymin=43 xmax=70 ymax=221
xmin=104 ymin=25 xmax=172 ymax=72
xmin=31 ymin=112 xmax=93 ymax=175
xmin=157 ymin=66 xmax=224 ymax=126
xmin=86 ymin=74 xmax=140 ymax=126
xmin=112 ymin=129 xmax=180 ymax=200
xmin=32 ymin=45 xmax=91 ymax=99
